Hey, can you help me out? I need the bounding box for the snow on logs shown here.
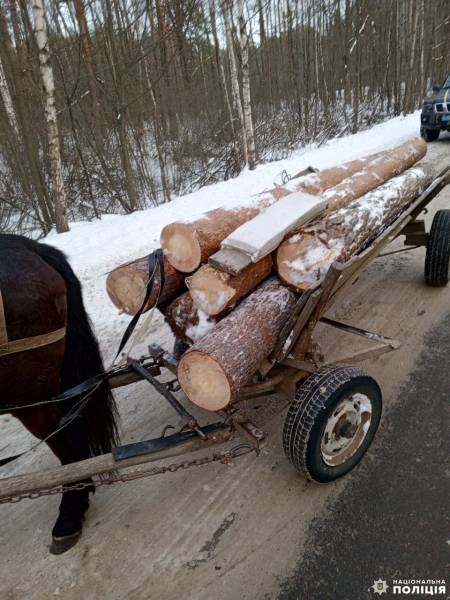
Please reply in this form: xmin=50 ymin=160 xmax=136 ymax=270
xmin=185 ymin=256 xmax=273 ymax=316
xmin=177 ymin=278 xmax=297 ymax=410
xmin=276 ymin=165 xmax=434 ymax=291
xmin=323 ymin=137 xmax=426 ymax=212
xmin=106 ymin=253 xmax=185 ymax=315
xmin=161 ymin=292 xmax=218 ymax=344
xmin=159 ymin=147 xmax=400 ymax=273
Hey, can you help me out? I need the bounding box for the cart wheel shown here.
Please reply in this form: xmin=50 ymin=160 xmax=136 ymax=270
xmin=425 ymin=210 xmax=450 ymax=287
xmin=283 ymin=365 xmax=382 ymax=482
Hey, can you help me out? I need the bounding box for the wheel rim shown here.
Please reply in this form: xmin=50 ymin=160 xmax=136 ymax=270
xmin=320 ymin=393 xmax=372 ymax=466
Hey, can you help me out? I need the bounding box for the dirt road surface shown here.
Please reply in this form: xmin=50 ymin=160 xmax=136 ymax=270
xmin=1 ymin=135 xmax=449 ymax=600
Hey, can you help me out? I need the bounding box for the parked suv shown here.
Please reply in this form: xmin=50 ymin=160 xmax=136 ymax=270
xmin=420 ymin=73 xmax=450 ymax=141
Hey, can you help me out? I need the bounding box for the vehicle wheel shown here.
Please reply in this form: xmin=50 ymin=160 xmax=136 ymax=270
xmin=283 ymin=365 xmax=382 ymax=482
xmin=425 ymin=210 xmax=450 ymax=287
xmin=420 ymin=127 xmax=440 ymax=142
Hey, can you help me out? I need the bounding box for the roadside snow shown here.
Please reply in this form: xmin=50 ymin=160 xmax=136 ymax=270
xmin=43 ymin=111 xmax=422 ymax=364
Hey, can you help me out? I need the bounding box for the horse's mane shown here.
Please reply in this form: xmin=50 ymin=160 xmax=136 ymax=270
xmin=0 ymin=234 xmax=119 ymax=455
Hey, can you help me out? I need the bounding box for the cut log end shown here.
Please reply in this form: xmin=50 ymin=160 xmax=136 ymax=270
xmin=161 ymin=223 xmax=202 ymax=273
xmin=106 ymin=253 xmax=185 ymax=315
xmin=187 ymin=265 xmax=235 ymax=316
xmin=178 ymin=351 xmax=231 ymax=411
xmin=276 ymin=234 xmax=336 ymax=290
xmin=187 ymin=257 xmax=274 ymax=316
xmin=106 ymin=268 xmax=147 ymax=315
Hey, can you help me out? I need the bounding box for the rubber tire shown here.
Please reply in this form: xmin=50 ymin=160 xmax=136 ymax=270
xmin=425 ymin=210 xmax=450 ymax=287
xmin=420 ymin=127 xmax=440 ymax=142
xmin=283 ymin=365 xmax=382 ymax=483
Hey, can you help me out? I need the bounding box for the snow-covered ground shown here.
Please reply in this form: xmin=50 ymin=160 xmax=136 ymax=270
xmin=43 ymin=111 xmax=423 ymax=363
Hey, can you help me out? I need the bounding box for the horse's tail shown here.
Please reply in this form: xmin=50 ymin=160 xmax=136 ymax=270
xmin=28 ymin=239 xmax=119 ymax=455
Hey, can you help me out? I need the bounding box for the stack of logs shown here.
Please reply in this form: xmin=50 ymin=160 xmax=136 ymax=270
xmin=106 ymin=138 xmax=432 ymax=411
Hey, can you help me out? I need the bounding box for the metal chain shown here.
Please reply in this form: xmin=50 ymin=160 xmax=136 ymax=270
xmin=0 ymin=443 xmax=257 ymax=505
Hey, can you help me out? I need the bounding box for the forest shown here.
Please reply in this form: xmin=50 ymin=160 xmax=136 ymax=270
xmin=0 ymin=0 xmax=448 ymax=235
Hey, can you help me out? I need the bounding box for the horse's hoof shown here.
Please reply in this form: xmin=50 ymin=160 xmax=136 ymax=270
xmin=49 ymin=531 xmax=81 ymax=555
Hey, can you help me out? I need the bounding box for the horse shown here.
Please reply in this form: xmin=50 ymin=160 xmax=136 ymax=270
xmin=0 ymin=234 xmax=119 ymax=554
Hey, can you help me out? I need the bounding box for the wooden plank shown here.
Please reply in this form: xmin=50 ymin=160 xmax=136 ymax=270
xmin=221 ymin=191 xmax=326 ymax=263
xmin=208 ymin=247 xmax=252 ymax=276
xmin=279 ymin=289 xmax=322 ymax=359
xmin=0 ymin=427 xmax=232 ymax=500
xmin=266 ymin=290 xmax=313 ymax=368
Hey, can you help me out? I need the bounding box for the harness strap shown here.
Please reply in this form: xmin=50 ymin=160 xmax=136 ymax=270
xmin=0 ymin=289 xmax=65 ymax=358
xmin=115 ymin=248 xmax=165 ymax=358
xmin=0 ymin=328 xmax=66 ymax=358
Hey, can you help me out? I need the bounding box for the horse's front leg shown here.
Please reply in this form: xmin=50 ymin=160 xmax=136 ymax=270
xmin=49 ymin=476 xmax=94 ymax=555
xmin=46 ymin=414 xmax=96 ymax=555
xmin=16 ymin=409 xmax=94 ymax=554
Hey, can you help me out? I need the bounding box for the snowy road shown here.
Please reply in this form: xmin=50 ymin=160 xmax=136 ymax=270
xmin=0 ymin=125 xmax=449 ymax=600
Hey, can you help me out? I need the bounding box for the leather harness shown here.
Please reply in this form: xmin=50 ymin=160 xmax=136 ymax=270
xmin=0 ymin=289 xmax=66 ymax=358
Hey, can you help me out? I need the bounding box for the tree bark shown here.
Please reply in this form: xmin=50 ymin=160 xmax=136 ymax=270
xmin=0 ymin=52 xmax=19 ymax=137
xmin=222 ymin=0 xmax=247 ymax=163
xmin=31 ymin=0 xmax=69 ymax=233
xmin=276 ymin=166 xmax=434 ymax=291
xmin=323 ymin=138 xmax=426 ymax=211
xmin=106 ymin=254 xmax=185 ymax=315
xmin=161 ymin=292 xmax=218 ymax=344
xmin=238 ymin=0 xmax=256 ymax=169
xmin=160 ymin=139 xmax=426 ymax=273
xmin=186 ymin=255 xmax=272 ymax=316
xmin=73 ymin=0 xmax=102 ymax=131
xmin=178 ymin=278 xmax=297 ymax=410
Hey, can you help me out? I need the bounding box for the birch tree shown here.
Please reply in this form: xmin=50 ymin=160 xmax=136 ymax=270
xmin=222 ymin=0 xmax=247 ymax=164
xmin=31 ymin=0 xmax=69 ymax=233
xmin=238 ymin=0 xmax=256 ymax=169
xmin=0 ymin=53 xmax=19 ymax=138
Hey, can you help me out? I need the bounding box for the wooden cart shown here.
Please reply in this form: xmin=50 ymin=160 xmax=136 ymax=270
xmin=1 ymin=166 xmax=450 ymax=502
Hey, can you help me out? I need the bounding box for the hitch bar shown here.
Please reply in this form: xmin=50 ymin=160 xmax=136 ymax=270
xmin=128 ymin=358 xmax=207 ymax=440
xmin=113 ymin=422 xmax=227 ymax=461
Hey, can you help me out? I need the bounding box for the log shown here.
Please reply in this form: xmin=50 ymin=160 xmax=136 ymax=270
xmin=160 ymin=205 xmax=267 ymax=273
xmin=162 ymin=292 xmax=218 ymax=344
xmin=186 ymin=255 xmax=273 ymax=316
xmin=276 ymin=166 xmax=434 ymax=291
xmin=323 ymin=137 xmax=426 ymax=212
xmin=178 ymin=278 xmax=297 ymax=411
xmin=106 ymin=253 xmax=185 ymax=315
xmin=161 ymin=139 xmax=426 ymax=273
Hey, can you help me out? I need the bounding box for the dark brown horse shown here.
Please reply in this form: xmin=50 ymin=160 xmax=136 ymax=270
xmin=0 ymin=234 xmax=119 ymax=554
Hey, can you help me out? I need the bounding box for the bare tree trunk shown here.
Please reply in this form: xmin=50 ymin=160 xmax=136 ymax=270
xmin=31 ymin=0 xmax=69 ymax=233
xmin=238 ymin=0 xmax=256 ymax=169
xmin=222 ymin=0 xmax=247 ymax=163
xmin=0 ymin=52 xmax=19 ymax=137
xmin=73 ymin=0 xmax=102 ymax=132
xmin=209 ymin=0 xmax=234 ymax=135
